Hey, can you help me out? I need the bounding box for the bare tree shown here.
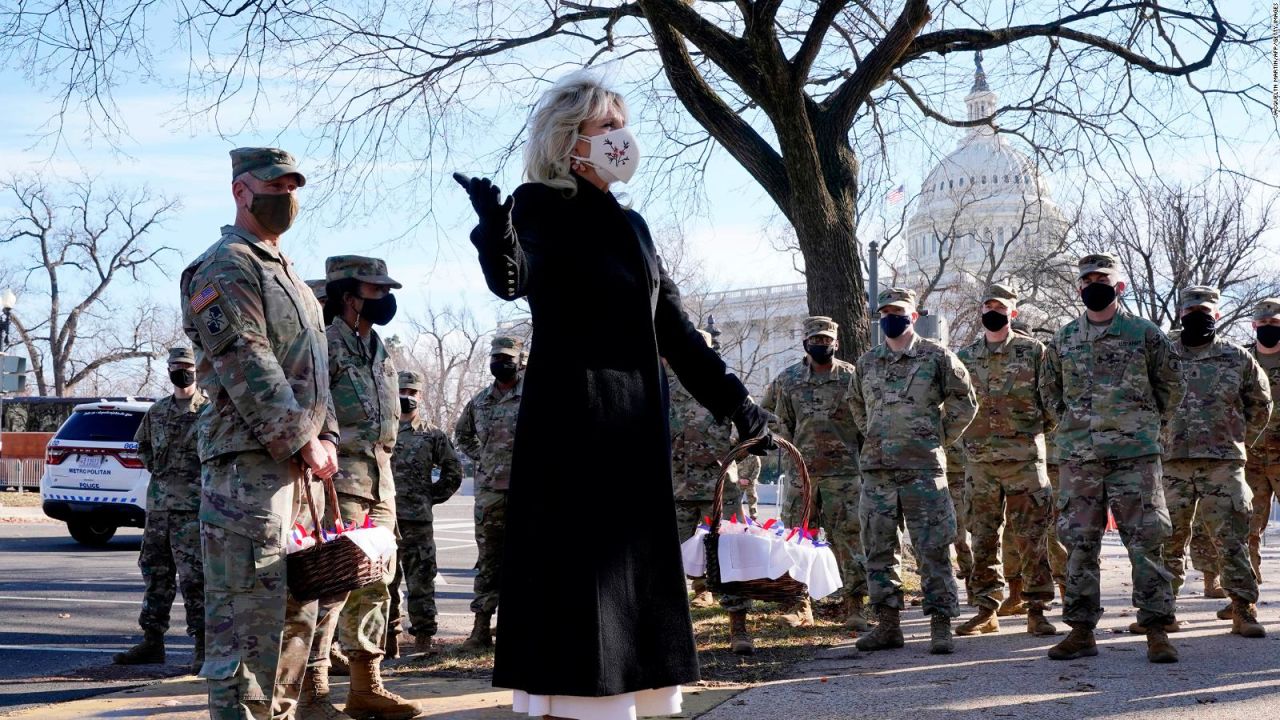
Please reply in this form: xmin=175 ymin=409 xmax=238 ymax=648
xmin=4 ymin=1 xmax=1270 ymax=361
xmin=1075 ymin=173 xmax=1280 ymax=335
xmin=387 ymin=304 xmax=493 ymax=432
xmin=1 ymin=175 xmax=179 ymax=396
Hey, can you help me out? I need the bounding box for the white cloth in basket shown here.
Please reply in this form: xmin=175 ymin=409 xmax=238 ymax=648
xmin=679 ymin=524 xmax=841 ymax=600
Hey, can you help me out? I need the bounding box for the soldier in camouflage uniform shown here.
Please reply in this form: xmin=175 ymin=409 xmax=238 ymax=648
xmin=1188 ymin=523 xmax=1227 ymax=598
xmin=115 ymin=346 xmax=208 ymax=673
xmin=945 ymin=442 xmax=974 ymax=605
xmin=955 ymin=285 xmax=1059 ymax=638
xmin=1247 ymin=298 xmax=1280 ymax=587
xmin=183 ymin=148 xmax=340 ymax=719
xmin=1141 ymin=286 xmax=1270 ymax=639
xmin=739 ymin=453 xmax=761 ymax=519
xmin=1040 ymin=252 xmax=1186 ymax=664
xmin=851 ymin=289 xmax=977 ymax=655
xmin=455 ymin=336 xmax=524 ymax=651
xmin=303 ymin=256 xmax=417 ymax=720
xmin=390 ymin=370 xmax=463 ymax=656
xmin=764 ymin=316 xmax=868 ymax=631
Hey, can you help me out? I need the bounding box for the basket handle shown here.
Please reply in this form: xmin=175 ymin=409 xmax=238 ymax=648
xmin=709 ymin=435 xmax=812 ymax=538
xmin=299 ymin=465 xmax=348 ymax=540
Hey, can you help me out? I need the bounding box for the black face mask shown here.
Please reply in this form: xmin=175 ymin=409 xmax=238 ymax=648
xmin=1081 ymin=282 xmax=1117 ymax=312
xmin=981 ymin=310 xmax=1009 ymax=332
xmin=355 ymin=293 xmax=397 ymax=326
xmin=1179 ymin=311 xmax=1216 ymax=346
xmin=399 ymin=396 xmax=418 ymax=415
xmin=880 ymin=314 xmax=911 ymax=339
xmin=1256 ymin=325 xmax=1280 ymax=349
xmin=169 ymin=369 xmax=195 ymax=389
xmin=804 ymin=343 xmax=835 ymax=364
xmin=490 ymin=360 xmax=519 ymax=382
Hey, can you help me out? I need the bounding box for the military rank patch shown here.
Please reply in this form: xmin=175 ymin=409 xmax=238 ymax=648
xmin=190 ymin=284 xmax=220 ymax=313
xmin=204 ymin=304 xmax=228 ymax=335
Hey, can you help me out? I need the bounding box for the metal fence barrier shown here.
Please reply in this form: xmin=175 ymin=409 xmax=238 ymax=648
xmin=0 ymin=458 xmax=44 ymax=490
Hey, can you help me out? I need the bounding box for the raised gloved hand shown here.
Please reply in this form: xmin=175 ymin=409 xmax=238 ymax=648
xmin=732 ymin=398 xmax=778 ymax=456
xmin=453 ymin=172 xmax=514 ymax=224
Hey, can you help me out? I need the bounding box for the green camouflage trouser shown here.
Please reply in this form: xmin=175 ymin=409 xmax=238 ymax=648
xmin=396 ymin=520 xmax=440 ymax=637
xmin=1246 ymin=447 xmax=1280 ymax=583
xmin=1161 ymin=459 xmax=1257 ymax=603
xmin=1004 ymin=465 xmax=1068 ymax=585
xmin=674 ymin=500 xmax=750 ymax=612
xmin=743 ymin=479 xmax=759 ymax=520
xmin=310 ymin=493 xmax=397 ymax=663
xmin=471 ymin=489 xmax=507 ymax=614
xmin=1189 ymin=518 xmax=1220 ymax=575
xmin=1058 ymin=456 xmax=1175 ymax=629
xmin=785 ymin=474 xmax=867 ymax=598
xmin=199 ymin=452 xmax=317 ymax=720
xmin=860 ymin=469 xmax=959 ymax=618
xmin=967 ymin=460 xmax=1054 ymax=609
xmin=946 ymin=472 xmax=973 ymax=582
xmin=138 ymin=510 xmax=204 ymax=637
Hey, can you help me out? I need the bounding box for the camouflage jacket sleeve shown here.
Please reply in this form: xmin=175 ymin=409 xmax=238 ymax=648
xmin=760 ymin=379 xmax=782 ymax=434
xmin=849 ymin=357 xmax=869 ymax=438
xmin=1242 ymin=350 xmax=1275 ymax=448
xmin=737 ymin=453 xmax=761 ymax=482
xmin=134 ymin=404 xmax=156 ymax=470
xmin=773 ymin=377 xmax=797 ymax=442
xmin=1146 ymin=327 xmax=1187 ymax=426
xmin=1040 ymin=340 xmax=1064 ymax=431
xmin=454 ymin=399 xmax=482 ymax=459
xmin=430 ymin=433 xmax=465 ymax=504
xmin=188 ymin=255 xmax=321 ymax=461
xmin=1030 ymin=339 xmax=1056 ymax=435
xmin=940 ymin=350 xmax=979 ymax=447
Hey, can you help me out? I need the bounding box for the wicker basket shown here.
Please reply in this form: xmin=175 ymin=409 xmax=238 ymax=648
xmin=702 ymin=435 xmax=814 ymax=603
xmin=286 ymin=469 xmax=383 ymax=602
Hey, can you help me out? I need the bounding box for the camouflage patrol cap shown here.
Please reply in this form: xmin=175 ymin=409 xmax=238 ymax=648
xmin=1178 ymin=285 xmax=1220 ymax=312
xmin=803 ymin=316 xmax=838 ymax=340
xmin=1077 ymin=252 xmax=1121 ymax=280
xmin=697 ymin=329 xmax=714 ymax=348
xmin=324 ymin=255 xmax=403 ymax=289
xmin=305 ymin=279 xmax=327 ymax=302
xmin=1254 ymin=297 xmax=1280 ymax=321
xmin=229 ymin=147 xmax=306 ymax=187
xmin=981 ymin=283 xmax=1018 ymax=309
xmin=490 ymin=335 xmax=524 ymax=358
xmin=167 ymin=346 xmax=195 ymax=365
xmin=398 ymin=370 xmax=424 ymax=392
xmin=876 ymin=287 xmax=917 ymax=312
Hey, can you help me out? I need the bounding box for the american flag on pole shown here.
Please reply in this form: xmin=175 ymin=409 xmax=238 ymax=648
xmin=887 ymin=184 xmax=905 ymax=205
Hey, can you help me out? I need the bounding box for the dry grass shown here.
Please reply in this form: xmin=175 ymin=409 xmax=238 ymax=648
xmin=0 ymin=490 xmax=44 ymax=507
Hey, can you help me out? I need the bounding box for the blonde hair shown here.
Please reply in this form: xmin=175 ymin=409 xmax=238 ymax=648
xmin=524 ymin=71 xmax=628 ymax=194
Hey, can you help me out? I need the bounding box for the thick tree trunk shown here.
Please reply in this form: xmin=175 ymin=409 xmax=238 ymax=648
xmin=790 ymin=199 xmax=870 ymax=362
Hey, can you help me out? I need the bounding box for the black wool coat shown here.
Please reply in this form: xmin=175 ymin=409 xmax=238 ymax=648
xmin=470 ymin=177 xmax=748 ymax=697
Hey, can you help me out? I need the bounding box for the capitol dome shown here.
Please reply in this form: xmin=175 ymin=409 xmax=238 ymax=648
xmin=906 ymin=53 xmax=1069 ymax=284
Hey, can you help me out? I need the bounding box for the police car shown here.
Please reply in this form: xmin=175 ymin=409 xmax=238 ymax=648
xmin=40 ymin=400 xmax=154 ymax=546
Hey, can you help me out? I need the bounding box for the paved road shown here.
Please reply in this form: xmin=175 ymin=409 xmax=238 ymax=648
xmin=0 ymin=496 xmax=479 ymax=714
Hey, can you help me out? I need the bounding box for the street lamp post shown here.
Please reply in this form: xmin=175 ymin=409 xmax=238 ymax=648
xmin=0 ymin=289 xmax=15 ymax=490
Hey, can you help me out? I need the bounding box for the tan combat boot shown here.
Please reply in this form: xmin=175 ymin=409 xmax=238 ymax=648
xmin=1026 ymin=603 xmax=1060 ymax=636
xmin=844 ymin=595 xmax=870 ymax=632
xmin=1127 ymin=618 xmax=1181 ymax=634
xmin=1216 ymin=601 xmax=1235 ymax=620
xmin=996 ymin=578 xmax=1027 ymax=617
xmin=728 ymin=611 xmax=756 ymax=656
xmin=113 ymin=630 xmax=165 ymax=665
xmin=855 ymin=606 xmax=904 ymax=651
xmin=956 ymin=606 xmax=999 ymax=636
xmin=412 ymin=635 xmax=436 ymax=656
xmin=780 ymin=597 xmax=815 ymax=628
xmin=346 ymin=656 xmax=421 ymax=720
xmin=384 ymin=628 xmax=400 ymax=660
xmin=1231 ymin=600 xmax=1267 ymax=638
xmin=299 ymin=666 xmax=353 ymax=720
xmin=460 ymin=611 xmax=493 ymax=651
xmin=331 ymin=645 xmax=351 ymax=676
xmin=1047 ymin=626 xmax=1097 ymax=660
xmin=1146 ymin=626 xmax=1178 ymax=663
xmin=1203 ymin=572 xmax=1227 ymax=599
xmin=929 ymin=614 xmax=955 ymax=655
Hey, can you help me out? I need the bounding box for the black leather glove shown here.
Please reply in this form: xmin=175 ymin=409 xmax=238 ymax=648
xmin=453 ymin=172 xmax=514 ymax=224
xmin=732 ymin=398 xmax=777 ymax=456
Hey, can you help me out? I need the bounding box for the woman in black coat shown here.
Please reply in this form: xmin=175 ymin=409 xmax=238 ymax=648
xmin=454 ymin=73 xmax=772 ymax=720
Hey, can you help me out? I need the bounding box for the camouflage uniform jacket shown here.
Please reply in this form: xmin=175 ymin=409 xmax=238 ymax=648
xmin=851 ymin=333 xmax=978 ymax=471
xmin=134 ymin=390 xmax=208 ymax=512
xmin=1164 ymin=337 xmax=1271 ymax=460
xmin=393 ymin=417 xmax=464 ymax=523
xmin=1252 ymin=347 xmax=1280 ymax=453
xmin=764 ymin=358 xmax=862 ymax=477
xmin=957 ymin=331 xmax=1051 ymax=463
xmin=668 ymin=367 xmax=738 ymax=502
xmin=944 ymin=441 xmax=966 ymax=476
xmin=327 ymin=318 xmax=399 ymax=501
xmin=1040 ymin=308 xmax=1186 ymax=463
xmin=454 ymin=375 xmax=523 ymax=492
xmin=181 ymin=225 xmax=338 ymax=463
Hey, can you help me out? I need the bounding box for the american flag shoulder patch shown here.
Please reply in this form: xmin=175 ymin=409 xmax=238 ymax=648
xmin=190 ymin=284 xmax=220 ymax=313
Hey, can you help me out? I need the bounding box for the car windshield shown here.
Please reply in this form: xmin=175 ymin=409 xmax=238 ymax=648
xmin=55 ymin=409 xmax=146 ymax=442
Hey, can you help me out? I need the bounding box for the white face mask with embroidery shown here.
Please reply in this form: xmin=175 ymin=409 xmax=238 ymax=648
xmin=571 ymin=127 xmax=640 ymax=185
